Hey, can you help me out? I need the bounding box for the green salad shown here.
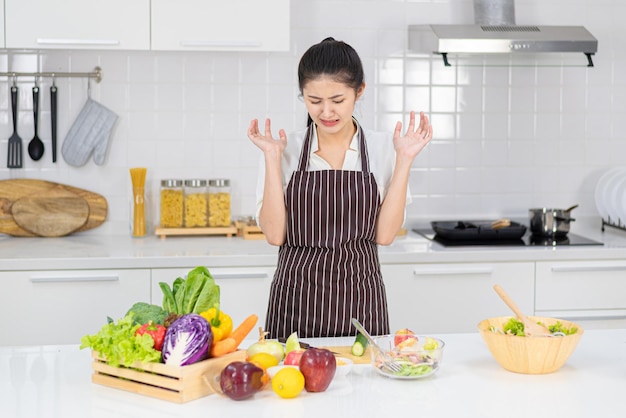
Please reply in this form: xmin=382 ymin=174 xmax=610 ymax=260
xmin=493 ymin=318 xmax=578 ymax=336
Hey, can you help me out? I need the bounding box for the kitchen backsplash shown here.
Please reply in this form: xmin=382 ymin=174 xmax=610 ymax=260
xmin=1 ymin=0 xmax=624 ymax=236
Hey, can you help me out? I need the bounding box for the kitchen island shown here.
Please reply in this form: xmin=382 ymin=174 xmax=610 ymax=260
xmin=1 ymin=329 xmax=625 ymax=418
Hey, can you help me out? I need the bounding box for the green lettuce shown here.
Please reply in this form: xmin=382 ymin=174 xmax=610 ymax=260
xmin=80 ymin=313 xmax=162 ymax=367
xmin=159 ymin=266 xmax=220 ymax=315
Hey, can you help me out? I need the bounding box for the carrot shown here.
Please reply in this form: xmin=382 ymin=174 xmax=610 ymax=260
xmin=229 ymin=314 xmax=259 ymax=347
xmin=210 ymin=337 xmax=237 ymax=357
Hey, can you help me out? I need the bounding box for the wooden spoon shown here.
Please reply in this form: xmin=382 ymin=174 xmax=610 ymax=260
xmin=493 ymin=284 xmax=552 ymax=337
xmin=491 ymin=218 xmax=511 ymax=229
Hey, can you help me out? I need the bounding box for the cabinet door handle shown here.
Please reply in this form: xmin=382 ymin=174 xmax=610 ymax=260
xmin=535 ymin=309 xmax=626 ymax=321
xmin=212 ymin=273 xmax=269 ymax=280
xmin=179 ymin=40 xmax=262 ymax=48
xmin=37 ymin=38 xmax=120 ymax=46
xmin=30 ymin=275 xmax=120 ymax=283
xmin=413 ymin=266 xmax=494 ymax=276
xmin=551 ymin=264 xmax=626 ymax=273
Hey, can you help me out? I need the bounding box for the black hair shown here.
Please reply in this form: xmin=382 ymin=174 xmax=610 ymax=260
xmin=298 ymin=37 xmax=365 ymax=126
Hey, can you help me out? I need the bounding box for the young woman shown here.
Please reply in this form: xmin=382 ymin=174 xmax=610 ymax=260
xmin=248 ymin=37 xmax=433 ymax=338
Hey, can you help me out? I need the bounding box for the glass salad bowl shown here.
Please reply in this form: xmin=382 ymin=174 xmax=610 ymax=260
xmin=370 ymin=334 xmax=445 ymax=380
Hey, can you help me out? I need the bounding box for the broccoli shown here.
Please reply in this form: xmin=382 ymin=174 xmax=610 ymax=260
xmin=125 ymin=302 xmax=168 ymax=325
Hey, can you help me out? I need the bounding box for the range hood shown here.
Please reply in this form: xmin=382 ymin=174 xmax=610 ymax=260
xmin=409 ymin=24 xmax=598 ymax=67
xmin=408 ymin=1 xmax=598 ymax=67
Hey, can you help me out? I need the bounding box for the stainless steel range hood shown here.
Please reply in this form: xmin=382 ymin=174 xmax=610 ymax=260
xmin=408 ymin=1 xmax=598 ymax=67
xmin=409 ymin=24 xmax=598 ymax=67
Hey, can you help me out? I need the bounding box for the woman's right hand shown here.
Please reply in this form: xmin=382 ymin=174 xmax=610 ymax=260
xmin=248 ymin=118 xmax=287 ymax=156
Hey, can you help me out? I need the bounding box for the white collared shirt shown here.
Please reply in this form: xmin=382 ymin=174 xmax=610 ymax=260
xmin=255 ymin=122 xmax=411 ymax=218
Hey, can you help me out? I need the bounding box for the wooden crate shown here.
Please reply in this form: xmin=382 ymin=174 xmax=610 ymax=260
xmin=91 ymin=350 xmax=246 ymax=403
xmin=235 ymin=221 xmax=266 ymax=240
xmin=154 ymin=225 xmax=238 ymax=239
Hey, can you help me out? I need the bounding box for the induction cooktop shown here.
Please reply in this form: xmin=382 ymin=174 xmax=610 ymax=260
xmin=412 ymin=228 xmax=604 ymax=247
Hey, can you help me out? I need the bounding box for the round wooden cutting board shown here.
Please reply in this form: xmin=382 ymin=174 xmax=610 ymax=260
xmin=0 ymin=179 xmax=107 ymax=237
xmin=11 ymin=185 xmax=90 ymax=237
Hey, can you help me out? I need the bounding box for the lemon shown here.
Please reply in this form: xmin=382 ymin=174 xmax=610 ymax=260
xmin=284 ymin=332 xmax=301 ymax=354
xmin=248 ymin=352 xmax=279 ymax=370
xmin=271 ymin=367 xmax=305 ymax=399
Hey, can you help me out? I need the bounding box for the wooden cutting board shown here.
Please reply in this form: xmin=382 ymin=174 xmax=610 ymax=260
xmin=321 ymin=345 xmax=372 ymax=364
xmin=0 ymin=179 xmax=108 ymax=237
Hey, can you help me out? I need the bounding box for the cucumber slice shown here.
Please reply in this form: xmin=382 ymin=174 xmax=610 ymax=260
xmin=351 ymin=332 xmax=369 ymax=357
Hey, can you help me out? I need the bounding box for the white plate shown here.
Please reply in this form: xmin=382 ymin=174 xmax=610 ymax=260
xmin=605 ymin=168 xmax=626 ymax=223
xmin=613 ymin=173 xmax=626 ymax=224
xmin=595 ymin=167 xmax=624 ymax=220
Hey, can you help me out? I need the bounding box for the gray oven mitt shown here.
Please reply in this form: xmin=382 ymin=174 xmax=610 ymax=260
xmin=62 ymin=98 xmax=119 ymax=167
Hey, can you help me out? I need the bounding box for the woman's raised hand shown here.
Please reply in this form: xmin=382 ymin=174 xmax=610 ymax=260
xmin=392 ymin=111 xmax=433 ymax=161
xmin=248 ymin=118 xmax=287 ymax=156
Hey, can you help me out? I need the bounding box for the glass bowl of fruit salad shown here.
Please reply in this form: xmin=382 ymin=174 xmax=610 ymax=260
xmin=370 ymin=333 xmax=445 ymax=380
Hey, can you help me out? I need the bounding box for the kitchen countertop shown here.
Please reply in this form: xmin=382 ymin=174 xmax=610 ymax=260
xmin=1 ymin=217 xmax=626 ymax=271
xmin=1 ymin=329 xmax=625 ymax=418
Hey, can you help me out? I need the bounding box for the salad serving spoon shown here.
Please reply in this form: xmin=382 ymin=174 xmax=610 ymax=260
xmin=493 ymin=284 xmax=552 ymax=337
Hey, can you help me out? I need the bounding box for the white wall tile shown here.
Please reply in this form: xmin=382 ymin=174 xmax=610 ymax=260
xmin=2 ymin=0 xmax=624 ymax=232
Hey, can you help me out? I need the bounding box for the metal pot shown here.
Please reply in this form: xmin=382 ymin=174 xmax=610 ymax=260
xmin=529 ymin=205 xmax=578 ymax=237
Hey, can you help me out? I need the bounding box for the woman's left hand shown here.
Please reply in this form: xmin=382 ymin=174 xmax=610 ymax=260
xmin=392 ymin=111 xmax=433 ymax=161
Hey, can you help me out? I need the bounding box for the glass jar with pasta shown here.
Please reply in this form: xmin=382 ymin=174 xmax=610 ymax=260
xmin=208 ymin=179 xmax=231 ymax=227
xmin=160 ymin=179 xmax=184 ymax=228
xmin=184 ymin=179 xmax=208 ymax=227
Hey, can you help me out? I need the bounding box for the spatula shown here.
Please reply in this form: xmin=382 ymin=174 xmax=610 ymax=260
xmin=493 ymin=284 xmax=553 ymax=337
xmin=7 ymin=85 xmax=23 ymax=168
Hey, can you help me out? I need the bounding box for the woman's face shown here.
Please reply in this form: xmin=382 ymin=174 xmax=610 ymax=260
xmin=302 ymin=75 xmax=365 ymax=138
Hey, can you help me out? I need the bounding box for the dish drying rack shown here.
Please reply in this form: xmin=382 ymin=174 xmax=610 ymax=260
xmin=601 ymin=217 xmax=626 ymax=233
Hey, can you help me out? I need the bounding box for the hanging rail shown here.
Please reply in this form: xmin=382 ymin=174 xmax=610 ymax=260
xmin=0 ymin=66 xmax=102 ymax=83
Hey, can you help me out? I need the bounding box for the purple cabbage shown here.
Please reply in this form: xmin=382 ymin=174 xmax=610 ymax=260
xmin=162 ymin=314 xmax=213 ymax=366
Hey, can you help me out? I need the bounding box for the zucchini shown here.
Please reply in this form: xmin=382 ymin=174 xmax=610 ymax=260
xmin=351 ymin=332 xmax=369 ymax=357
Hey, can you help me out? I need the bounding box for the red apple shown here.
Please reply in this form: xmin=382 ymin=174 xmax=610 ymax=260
xmin=219 ymin=361 xmax=265 ymax=401
xmin=299 ymin=348 xmax=336 ymax=392
xmin=284 ymin=349 xmax=305 ymax=366
xmin=394 ymin=328 xmax=418 ymax=347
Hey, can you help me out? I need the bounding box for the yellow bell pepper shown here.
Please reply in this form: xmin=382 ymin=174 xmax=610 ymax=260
xmin=200 ymin=307 xmax=233 ymax=342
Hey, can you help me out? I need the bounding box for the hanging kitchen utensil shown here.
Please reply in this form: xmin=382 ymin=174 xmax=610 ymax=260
xmin=7 ymin=79 xmax=23 ymax=168
xmin=493 ymin=284 xmax=552 ymax=337
xmin=50 ymin=78 xmax=58 ymax=163
xmin=28 ymin=81 xmax=45 ymax=161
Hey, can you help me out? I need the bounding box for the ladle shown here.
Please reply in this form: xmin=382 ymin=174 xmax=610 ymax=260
xmin=28 ymin=84 xmax=44 ymax=161
xmin=493 ymin=284 xmax=552 ymax=337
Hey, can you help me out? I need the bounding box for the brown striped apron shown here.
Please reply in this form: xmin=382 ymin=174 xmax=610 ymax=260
xmin=265 ymin=124 xmax=390 ymax=339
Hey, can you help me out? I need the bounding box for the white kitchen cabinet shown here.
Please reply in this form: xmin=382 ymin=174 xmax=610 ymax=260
xmin=151 ymin=266 xmax=275 ymax=331
xmin=5 ymin=0 xmax=150 ymax=50
xmin=151 ymin=0 xmax=290 ymax=51
xmin=0 ymin=269 xmax=151 ymax=346
xmin=0 ymin=2 xmax=5 ymax=48
xmin=535 ymin=260 xmax=626 ymax=329
xmin=381 ymin=262 xmax=535 ymax=333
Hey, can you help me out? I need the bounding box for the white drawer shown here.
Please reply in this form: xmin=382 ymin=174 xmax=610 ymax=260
xmin=0 ymin=269 xmax=151 ymax=346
